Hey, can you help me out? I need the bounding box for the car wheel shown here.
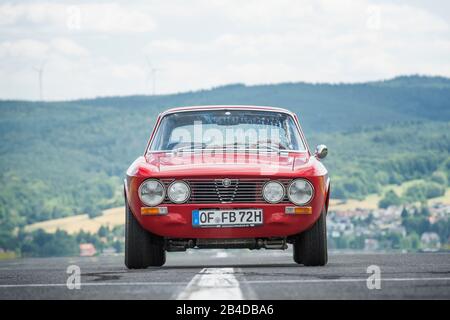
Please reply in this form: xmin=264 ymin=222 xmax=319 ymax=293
xmin=124 ymin=194 xmax=166 ymax=269
xmin=293 ymin=207 xmax=328 ymax=266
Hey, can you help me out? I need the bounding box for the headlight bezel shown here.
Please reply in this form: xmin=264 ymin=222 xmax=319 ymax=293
xmin=262 ymin=180 xmax=286 ymax=204
xmin=138 ymin=179 xmax=166 ymax=207
xmin=287 ymin=178 xmax=314 ymax=205
xmin=167 ymin=180 xmax=191 ymax=204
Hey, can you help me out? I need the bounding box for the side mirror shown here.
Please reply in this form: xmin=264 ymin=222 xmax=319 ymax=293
xmin=315 ymin=144 xmax=328 ymax=159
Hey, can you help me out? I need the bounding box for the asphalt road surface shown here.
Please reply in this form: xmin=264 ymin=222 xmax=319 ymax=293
xmin=0 ymin=250 xmax=449 ymax=299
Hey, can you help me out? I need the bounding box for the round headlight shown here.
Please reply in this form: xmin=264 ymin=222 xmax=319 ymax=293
xmin=288 ymin=179 xmax=314 ymax=205
xmin=262 ymin=181 xmax=285 ymax=203
xmin=138 ymin=179 xmax=165 ymax=206
xmin=168 ymin=180 xmax=190 ymax=204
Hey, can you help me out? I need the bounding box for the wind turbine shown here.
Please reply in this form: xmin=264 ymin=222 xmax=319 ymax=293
xmin=145 ymin=57 xmax=163 ymax=96
xmin=33 ymin=61 xmax=46 ymax=101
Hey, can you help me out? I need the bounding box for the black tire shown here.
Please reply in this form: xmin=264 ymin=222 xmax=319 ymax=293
xmin=293 ymin=208 xmax=328 ymax=266
xmin=124 ymin=195 xmax=166 ymax=269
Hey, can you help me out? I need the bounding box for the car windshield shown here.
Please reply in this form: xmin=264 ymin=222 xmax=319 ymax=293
xmin=149 ymin=110 xmax=306 ymax=152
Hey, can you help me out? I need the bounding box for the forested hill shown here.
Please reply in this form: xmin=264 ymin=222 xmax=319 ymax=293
xmin=70 ymin=75 xmax=450 ymax=133
xmin=3 ymin=75 xmax=450 ymax=133
xmin=0 ymin=75 xmax=449 ymax=233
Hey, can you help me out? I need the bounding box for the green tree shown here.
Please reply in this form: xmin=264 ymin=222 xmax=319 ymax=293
xmin=98 ymin=226 xmax=109 ymax=238
xmin=113 ymin=240 xmax=123 ymax=253
xmin=402 ymin=216 xmax=430 ymax=235
xmin=379 ymin=190 xmax=402 ymax=208
xmin=20 ymin=229 xmax=78 ymax=257
xmin=430 ymin=171 xmax=448 ymax=186
xmin=409 ymin=232 xmax=421 ymax=250
xmin=419 ymin=202 xmax=430 ymax=217
xmin=403 ymin=181 xmax=445 ymax=202
xmin=401 ymin=207 xmax=409 ymax=219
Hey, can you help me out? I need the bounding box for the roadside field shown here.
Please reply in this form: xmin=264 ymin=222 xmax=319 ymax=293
xmin=24 ymin=207 xmax=124 ymax=234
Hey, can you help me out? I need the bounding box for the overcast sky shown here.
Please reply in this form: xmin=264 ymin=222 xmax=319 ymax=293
xmin=0 ymin=0 xmax=449 ymax=100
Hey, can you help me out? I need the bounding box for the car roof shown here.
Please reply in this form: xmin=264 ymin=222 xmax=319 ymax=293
xmin=160 ymin=105 xmax=296 ymax=117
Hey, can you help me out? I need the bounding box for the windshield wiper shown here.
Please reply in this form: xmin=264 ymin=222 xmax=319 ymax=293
xmin=257 ymin=145 xmax=282 ymax=152
xmin=172 ymin=143 xmax=207 ymax=153
xmin=169 ymin=142 xmax=287 ymax=153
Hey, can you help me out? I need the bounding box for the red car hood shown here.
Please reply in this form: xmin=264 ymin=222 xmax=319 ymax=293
xmin=142 ymin=151 xmax=314 ymax=176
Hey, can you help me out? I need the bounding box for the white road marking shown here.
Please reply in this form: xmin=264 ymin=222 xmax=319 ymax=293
xmin=245 ymin=277 xmax=450 ymax=284
xmin=235 ymin=267 xmax=258 ymax=299
xmin=176 ymin=268 xmax=244 ymax=300
xmin=0 ymin=281 xmax=188 ymax=288
xmin=0 ymin=276 xmax=449 ymax=289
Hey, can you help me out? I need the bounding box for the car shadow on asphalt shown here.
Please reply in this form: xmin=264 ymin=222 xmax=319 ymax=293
xmin=155 ymin=263 xmax=331 ymax=269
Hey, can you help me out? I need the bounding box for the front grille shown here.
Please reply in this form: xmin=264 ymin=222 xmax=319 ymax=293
xmin=161 ymin=178 xmax=291 ymax=203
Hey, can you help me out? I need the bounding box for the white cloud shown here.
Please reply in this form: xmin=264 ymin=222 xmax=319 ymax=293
xmin=0 ymin=3 xmax=156 ymax=33
xmin=0 ymin=39 xmax=49 ymax=59
xmin=51 ymin=38 xmax=89 ymax=57
xmin=375 ymin=4 xmax=449 ymax=33
xmin=0 ymin=38 xmax=89 ymax=59
xmin=79 ymin=3 xmax=156 ymax=33
xmin=110 ymin=64 xmax=146 ymax=79
xmin=146 ymin=39 xmax=192 ymax=54
xmin=210 ymin=0 xmax=315 ymax=25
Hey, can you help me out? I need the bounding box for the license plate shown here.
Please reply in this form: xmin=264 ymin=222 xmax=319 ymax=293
xmin=192 ymin=209 xmax=263 ymax=227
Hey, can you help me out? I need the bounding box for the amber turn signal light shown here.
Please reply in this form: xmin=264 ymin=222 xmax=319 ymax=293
xmin=285 ymin=206 xmax=312 ymax=215
xmin=141 ymin=207 xmax=168 ymax=215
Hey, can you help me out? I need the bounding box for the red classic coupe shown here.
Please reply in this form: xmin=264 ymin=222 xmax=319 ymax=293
xmin=124 ymin=106 xmax=330 ymax=268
